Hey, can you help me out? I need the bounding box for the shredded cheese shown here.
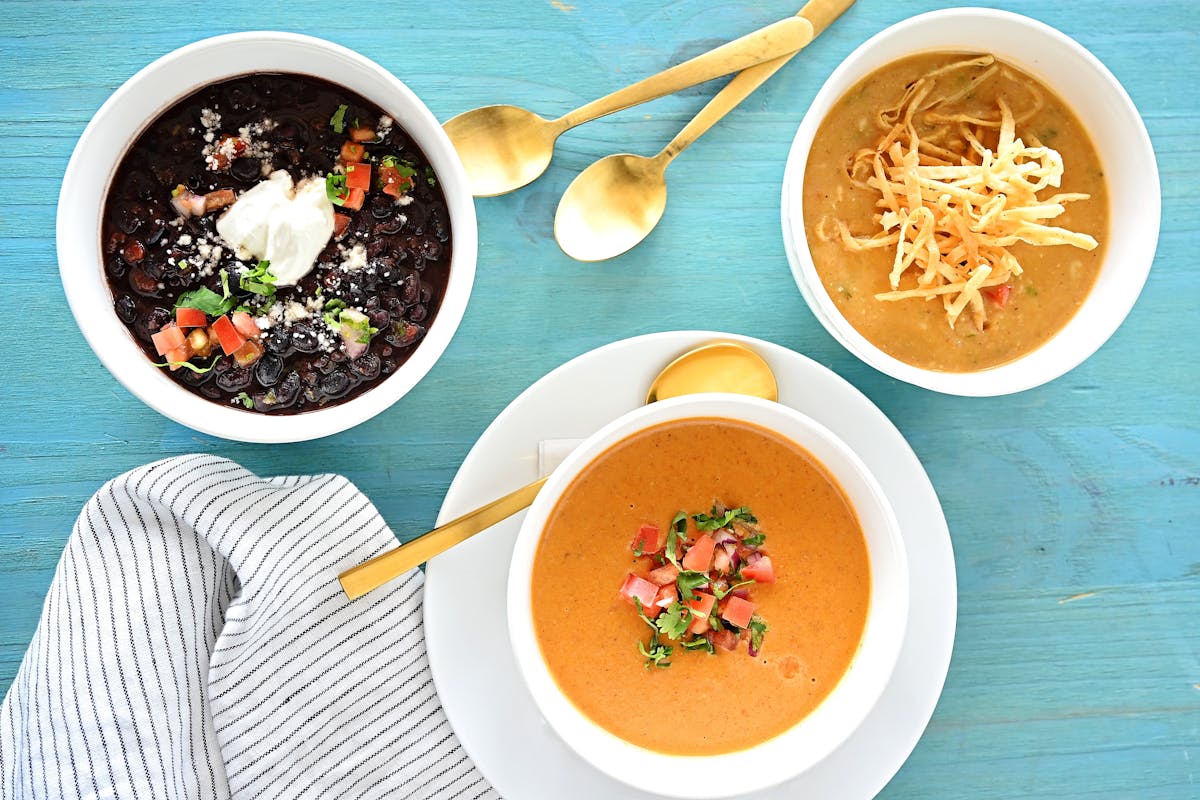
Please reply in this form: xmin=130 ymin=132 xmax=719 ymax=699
xmin=825 ymin=56 xmax=1099 ymax=331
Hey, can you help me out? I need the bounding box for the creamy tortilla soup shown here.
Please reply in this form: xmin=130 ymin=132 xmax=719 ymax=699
xmin=529 ymin=418 xmax=870 ymax=755
xmin=803 ymin=52 xmax=1109 ymax=372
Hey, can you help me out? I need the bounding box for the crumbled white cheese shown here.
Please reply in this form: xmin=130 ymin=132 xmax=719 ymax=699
xmin=338 ymin=243 xmax=367 ymax=272
xmin=377 ymin=115 xmax=393 ymax=136
xmin=284 ymin=301 xmax=310 ymax=322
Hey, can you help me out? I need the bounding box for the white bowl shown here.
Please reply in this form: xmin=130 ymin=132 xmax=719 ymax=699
xmin=57 ymin=32 xmax=477 ymax=442
xmin=781 ymin=8 xmax=1159 ymax=396
xmin=507 ymin=394 xmax=909 ymax=799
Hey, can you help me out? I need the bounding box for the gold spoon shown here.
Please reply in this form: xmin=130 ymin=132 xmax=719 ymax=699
xmin=554 ymin=0 xmax=855 ymax=262
xmin=338 ymin=341 xmax=777 ymax=600
xmin=444 ymin=14 xmax=821 ymax=197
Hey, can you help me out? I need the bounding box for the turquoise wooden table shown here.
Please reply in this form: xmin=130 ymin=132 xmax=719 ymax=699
xmin=2 ymin=1 xmax=1197 ymax=797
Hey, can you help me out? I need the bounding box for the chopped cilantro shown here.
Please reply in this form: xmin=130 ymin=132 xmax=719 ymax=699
xmin=654 ymin=601 xmax=691 ymax=640
xmin=325 ymin=173 xmax=348 ymax=206
xmin=680 ymin=637 xmax=715 ymax=654
xmin=741 ymin=533 xmax=766 ymax=548
xmin=240 ymin=260 xmax=277 ymax=297
xmin=713 ymin=579 xmax=754 ymax=600
xmin=324 ymin=306 xmax=378 ymax=344
xmin=425 ymin=165 xmax=436 ymax=187
xmin=176 ymin=259 xmax=189 ymax=272
xmin=632 ymin=540 xmax=643 ymax=557
xmin=665 ymin=511 xmax=687 ymax=567
xmin=694 ymin=505 xmax=757 ymax=531
xmin=675 ymin=570 xmax=709 ymax=602
xmin=638 ymin=638 xmax=672 ymax=670
xmin=234 ymin=392 xmax=254 ymax=409
xmin=175 ymin=286 xmax=232 ymax=316
xmin=330 ymin=104 xmax=348 ymax=133
xmin=708 ymin=612 xmax=725 ymax=632
xmin=633 ymin=598 xmax=658 ymax=632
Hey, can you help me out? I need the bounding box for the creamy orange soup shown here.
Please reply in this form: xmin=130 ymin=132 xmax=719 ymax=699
xmin=803 ymin=52 xmax=1109 ymax=372
xmin=530 ymin=418 xmax=870 ymax=755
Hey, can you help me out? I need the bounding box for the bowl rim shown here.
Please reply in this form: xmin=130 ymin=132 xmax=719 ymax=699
xmin=506 ymin=393 xmax=910 ymax=799
xmin=780 ymin=7 xmax=1160 ymax=396
xmin=57 ymin=31 xmax=477 ymax=442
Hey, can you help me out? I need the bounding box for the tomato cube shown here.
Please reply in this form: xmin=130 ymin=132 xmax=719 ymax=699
xmin=379 ymin=164 xmax=414 ymax=198
xmin=983 ymin=284 xmax=1013 ymax=307
xmin=349 ymin=125 xmax=377 ymax=143
xmin=211 ymin=315 xmax=246 ymax=356
xmin=231 ymin=311 xmax=261 ymax=339
xmin=163 ymin=345 xmax=192 ymax=371
xmin=618 ymin=573 xmax=659 ymax=610
xmin=631 ymin=523 xmax=663 ymax=556
xmin=342 ymin=188 xmax=366 ymax=211
xmin=151 ymin=323 xmax=186 ymax=356
xmin=681 ymin=534 xmax=716 ymax=572
xmin=653 ymin=583 xmax=677 ymax=609
xmin=345 ymin=162 xmax=372 ymax=191
xmin=232 ymin=338 xmax=264 ymax=368
xmin=647 ymin=563 xmax=679 ymax=586
xmin=176 ymin=307 xmax=207 ymax=328
xmin=683 ymin=591 xmax=715 ymax=635
xmin=333 ymin=212 xmax=351 ymax=239
xmin=340 ymin=141 xmax=365 ymax=163
xmin=711 ymin=629 xmax=739 ymax=651
xmin=741 ymin=555 xmax=775 ymax=584
xmin=721 ymin=595 xmax=756 ymax=629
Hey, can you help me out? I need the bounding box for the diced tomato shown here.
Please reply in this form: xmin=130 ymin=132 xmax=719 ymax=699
xmin=340 ymin=141 xmax=366 ymax=163
xmin=618 ymin=573 xmax=659 ymax=610
xmin=231 ymin=311 xmax=261 ymax=339
xmin=683 ymin=591 xmax=716 ymax=635
xmin=378 ymin=164 xmax=414 ymax=198
xmin=342 ymin=188 xmax=365 ymax=211
xmin=232 ymin=338 xmax=264 ymax=368
xmin=711 ymin=629 xmax=739 ymax=651
xmin=983 ymin=284 xmax=1013 ymax=307
xmin=647 ymin=563 xmax=679 ymax=587
xmin=631 ymin=523 xmax=663 ymax=556
xmin=741 ymin=555 xmax=775 ymax=584
xmin=175 ymin=307 xmax=207 ymax=328
xmin=163 ymin=344 xmax=192 ymax=371
xmin=721 ymin=595 xmax=756 ymax=629
xmin=151 ymin=323 xmax=186 ymax=356
xmin=349 ymin=125 xmax=377 ymax=142
xmin=204 ymin=189 xmax=236 ymax=212
xmin=211 ymin=315 xmax=246 ymax=356
xmin=345 ymin=162 xmax=372 ymax=191
xmin=333 ymin=212 xmax=351 ymax=239
xmin=653 ymin=583 xmax=677 ymax=609
xmin=681 ymin=534 xmax=716 ymax=572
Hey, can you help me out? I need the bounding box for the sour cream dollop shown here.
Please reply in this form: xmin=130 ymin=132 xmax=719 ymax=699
xmin=215 ymin=170 xmax=334 ymax=287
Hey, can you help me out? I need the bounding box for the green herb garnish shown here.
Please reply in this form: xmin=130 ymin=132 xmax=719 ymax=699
xmin=234 ymin=392 xmax=254 ymax=409
xmin=425 ymin=165 xmax=436 ymax=187
xmin=638 ymin=638 xmax=672 ymax=670
xmin=675 ymin=570 xmax=709 ymax=603
xmin=330 ymin=104 xmax=348 ymax=133
xmin=175 ymin=287 xmax=230 ymax=316
xmin=633 ymin=598 xmax=658 ymax=632
xmin=176 ymin=259 xmax=189 ymax=272
xmin=741 ymin=533 xmax=766 ymax=548
xmin=665 ymin=511 xmax=687 ymax=567
xmin=694 ymin=506 xmax=757 ymax=531
xmin=239 ymin=260 xmax=277 ymax=297
xmin=680 ymin=637 xmax=715 ymax=654
xmin=323 ymin=306 xmax=377 ymax=344
xmin=325 ymin=173 xmax=348 ymax=206
xmin=713 ymin=579 xmax=755 ymax=600
xmin=654 ymin=601 xmax=691 ymax=641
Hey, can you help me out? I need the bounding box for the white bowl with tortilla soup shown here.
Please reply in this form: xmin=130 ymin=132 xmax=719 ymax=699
xmin=506 ymin=394 xmax=908 ymax=798
xmin=782 ymin=8 xmax=1159 ymax=395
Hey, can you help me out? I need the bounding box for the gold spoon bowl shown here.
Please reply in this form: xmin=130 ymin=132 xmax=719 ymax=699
xmin=337 ymin=340 xmax=778 ymax=599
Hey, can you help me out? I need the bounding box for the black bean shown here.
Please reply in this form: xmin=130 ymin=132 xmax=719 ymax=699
xmin=128 ymin=267 xmax=160 ymax=297
xmin=230 ymin=157 xmax=262 ymax=183
xmin=370 ymin=194 xmax=394 ymax=219
xmin=351 ymin=353 xmax=381 ymax=380
xmin=117 ymin=205 xmax=143 ymax=234
xmin=400 ymin=272 xmax=420 ymax=306
xmin=367 ymin=309 xmax=390 ymax=330
xmin=319 ymin=370 xmax=351 ymax=399
xmin=255 ymin=353 xmax=283 ymax=387
xmin=374 ymin=216 xmax=406 ymax=235
xmin=106 ymin=257 xmax=128 ymax=280
xmin=420 ymin=286 xmax=432 ymax=304
xmin=264 ymin=329 xmax=291 ymax=355
xmin=133 ymin=307 xmax=173 ymax=343
xmin=269 ymin=371 xmax=302 ymax=409
xmin=215 ymin=367 xmax=253 ymax=393
xmin=407 ymin=304 xmax=428 ymax=323
xmin=115 ymin=295 xmax=137 ymax=324
xmin=386 ymin=320 xmax=425 ymax=348
xmin=290 ymin=324 xmax=319 ymax=353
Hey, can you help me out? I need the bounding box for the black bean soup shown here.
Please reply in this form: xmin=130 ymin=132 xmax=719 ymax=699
xmin=103 ymin=73 xmax=452 ymax=414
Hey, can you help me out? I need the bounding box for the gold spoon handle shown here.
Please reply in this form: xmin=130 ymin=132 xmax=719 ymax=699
xmin=558 ymin=15 xmax=815 ymax=130
xmin=337 ymin=476 xmax=549 ymax=600
xmin=660 ymin=0 xmax=854 ymax=162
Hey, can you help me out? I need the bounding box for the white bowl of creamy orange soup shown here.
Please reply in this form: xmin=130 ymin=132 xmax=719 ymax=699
xmin=507 ymin=394 xmax=909 ymax=798
xmin=782 ymin=8 xmax=1159 ymax=396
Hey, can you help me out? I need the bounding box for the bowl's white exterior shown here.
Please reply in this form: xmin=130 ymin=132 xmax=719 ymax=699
xmin=58 ymin=32 xmax=477 ymax=441
xmin=782 ymin=8 xmax=1159 ymax=396
xmin=507 ymin=394 xmax=909 ymax=799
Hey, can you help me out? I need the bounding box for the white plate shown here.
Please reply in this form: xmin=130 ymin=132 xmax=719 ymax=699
xmin=424 ymin=331 xmax=956 ymax=799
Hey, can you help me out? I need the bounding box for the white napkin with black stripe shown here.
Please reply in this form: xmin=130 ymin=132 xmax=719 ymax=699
xmin=0 ymin=454 xmax=499 ymax=800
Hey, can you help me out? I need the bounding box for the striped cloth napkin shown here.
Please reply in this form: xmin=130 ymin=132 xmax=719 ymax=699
xmin=0 ymin=454 xmax=499 ymax=800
